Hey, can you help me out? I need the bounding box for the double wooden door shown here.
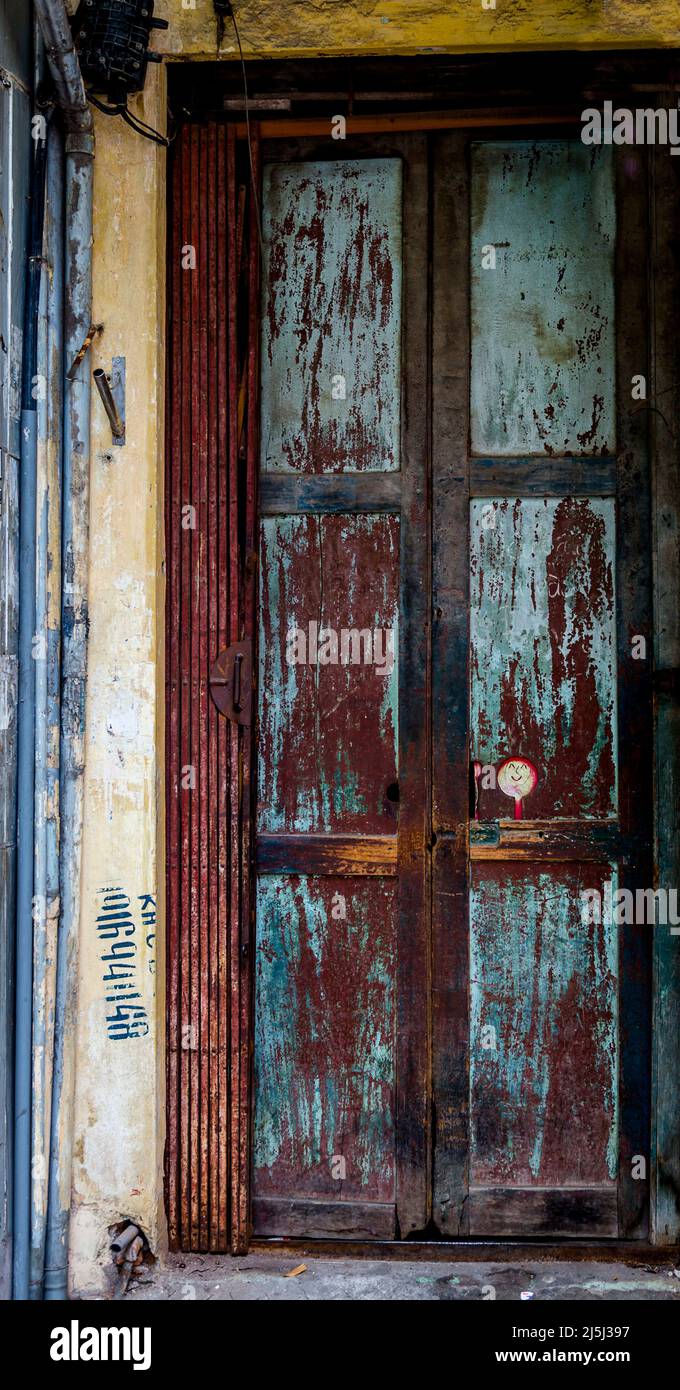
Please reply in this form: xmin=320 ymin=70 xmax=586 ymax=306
xmin=252 ymin=131 xmax=652 ymax=1242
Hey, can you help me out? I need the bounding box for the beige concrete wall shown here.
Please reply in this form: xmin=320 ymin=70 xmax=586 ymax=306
xmin=68 ymin=1 xmax=679 ymax=1293
xmin=69 ymin=68 xmax=167 ymax=1297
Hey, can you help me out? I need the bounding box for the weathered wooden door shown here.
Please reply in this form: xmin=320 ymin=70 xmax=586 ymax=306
xmin=431 ymin=136 xmax=652 ymax=1239
xmin=253 ymin=137 xmax=430 ymax=1239
xmin=252 ymin=134 xmax=652 ymax=1241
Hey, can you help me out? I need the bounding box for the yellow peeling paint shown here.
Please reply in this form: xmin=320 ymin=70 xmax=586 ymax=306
xmin=153 ymin=0 xmax=680 ymax=58
xmin=69 ymin=68 xmax=167 ymax=1296
xmin=70 ymin=0 xmax=678 ymax=1294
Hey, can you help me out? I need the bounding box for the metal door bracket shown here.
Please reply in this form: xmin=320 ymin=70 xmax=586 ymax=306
xmin=209 ymin=640 xmax=252 ymax=724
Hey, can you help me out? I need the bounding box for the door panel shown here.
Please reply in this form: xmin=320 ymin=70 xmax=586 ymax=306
xmin=470 ymin=496 xmax=617 ymax=821
xmin=254 ymin=137 xmax=430 ymax=1239
xmin=260 ymin=159 xmax=403 ymax=473
xmin=470 ymin=142 xmax=616 ymax=456
xmin=258 ymin=513 xmax=399 ymax=835
xmin=254 ymin=875 xmax=395 ymax=1208
xmin=470 ymin=863 xmax=618 ymax=1188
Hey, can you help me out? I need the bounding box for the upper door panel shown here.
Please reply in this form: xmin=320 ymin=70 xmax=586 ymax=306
xmin=261 ymin=158 xmax=403 ymax=472
xmin=470 ymin=142 xmax=616 ymax=456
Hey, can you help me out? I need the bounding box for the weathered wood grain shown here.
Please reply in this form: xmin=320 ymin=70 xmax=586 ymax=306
xmin=650 ymin=139 xmax=680 ymax=1246
xmin=252 ymin=1197 xmax=396 ymax=1239
xmin=260 ymin=158 xmax=403 ymax=473
xmin=470 ymin=457 xmax=616 ymax=496
xmin=469 ymin=1188 xmax=618 ymax=1238
xmin=258 ymin=512 xmax=399 ymax=836
xmin=470 ymin=863 xmax=618 ymax=1191
xmin=259 ymin=470 xmax=401 ymax=514
xmin=257 ymin=833 xmax=397 ymax=876
xmin=615 ymin=146 xmax=653 ymax=1241
xmin=393 ymin=133 xmax=430 ymax=1238
xmin=470 ymin=142 xmax=616 ymax=456
xmin=255 ymin=138 xmax=428 ymax=1242
xmin=470 ymin=497 xmax=618 ymax=822
xmin=253 ymin=875 xmax=396 ymax=1204
xmin=431 ymin=130 xmax=471 ymax=1235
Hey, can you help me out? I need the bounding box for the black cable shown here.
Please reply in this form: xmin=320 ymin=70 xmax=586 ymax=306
xmin=120 ymin=105 xmax=169 ymax=147
xmin=87 ymin=90 xmax=169 ymax=146
xmin=88 ymin=93 xmax=123 ymax=116
xmin=219 ymin=2 xmax=264 ymax=258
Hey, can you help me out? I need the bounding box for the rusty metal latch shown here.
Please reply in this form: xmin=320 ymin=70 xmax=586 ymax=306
xmin=209 ymin=641 xmax=253 ymax=724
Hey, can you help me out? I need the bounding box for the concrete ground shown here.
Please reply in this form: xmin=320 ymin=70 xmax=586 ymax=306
xmin=125 ymin=1251 xmax=680 ymax=1301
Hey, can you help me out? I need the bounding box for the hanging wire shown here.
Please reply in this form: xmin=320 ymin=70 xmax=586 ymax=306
xmin=218 ymin=2 xmax=265 ymax=258
xmin=88 ymin=91 xmax=170 ymax=147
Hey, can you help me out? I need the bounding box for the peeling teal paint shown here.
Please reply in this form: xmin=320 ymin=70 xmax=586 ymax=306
xmin=261 ymin=158 xmax=403 ymax=473
xmin=254 ymin=876 xmax=395 ymax=1200
xmin=470 ymin=497 xmax=617 ymax=820
xmin=470 ymin=866 xmax=619 ymax=1186
xmin=471 ymin=141 xmax=615 ymax=456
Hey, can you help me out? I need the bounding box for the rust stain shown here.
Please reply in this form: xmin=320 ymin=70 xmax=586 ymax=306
xmin=258 ymin=513 xmax=399 ymax=834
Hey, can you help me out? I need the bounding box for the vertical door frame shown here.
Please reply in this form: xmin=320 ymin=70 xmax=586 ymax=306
xmin=431 ymin=130 xmax=471 ymax=1236
xmin=165 ymin=99 xmax=680 ymax=1252
xmin=614 ymin=144 xmax=654 ymax=1239
xmin=394 ymin=132 xmax=431 ymax=1238
xmin=650 ymin=139 xmax=680 ymax=1246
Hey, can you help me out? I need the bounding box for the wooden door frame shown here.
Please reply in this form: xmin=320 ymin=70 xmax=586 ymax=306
xmin=165 ymin=95 xmax=680 ymax=1252
xmin=649 ymin=141 xmax=680 ymax=1247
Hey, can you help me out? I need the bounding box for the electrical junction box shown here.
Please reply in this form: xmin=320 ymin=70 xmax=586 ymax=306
xmin=71 ymin=0 xmax=168 ymax=100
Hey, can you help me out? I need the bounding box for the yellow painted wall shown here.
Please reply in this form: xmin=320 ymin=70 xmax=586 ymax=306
xmin=69 ymin=1 xmax=678 ymax=1293
xmin=156 ymin=1 xmax=680 ymax=58
xmin=69 ymin=68 xmax=167 ymax=1296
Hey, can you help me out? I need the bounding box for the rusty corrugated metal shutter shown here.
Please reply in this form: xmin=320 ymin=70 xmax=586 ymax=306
xmin=166 ymin=122 xmax=260 ymax=1253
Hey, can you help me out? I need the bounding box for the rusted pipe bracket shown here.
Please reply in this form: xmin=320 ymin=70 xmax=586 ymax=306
xmin=66 ymin=320 xmax=102 ymax=381
xmin=209 ymin=641 xmax=252 ymax=725
xmin=110 ymin=356 xmax=126 ymax=444
xmin=93 ymin=357 xmax=126 ymax=444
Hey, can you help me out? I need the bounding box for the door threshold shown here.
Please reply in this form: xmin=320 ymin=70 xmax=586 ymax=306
xmin=250 ymin=1238 xmax=677 ymax=1265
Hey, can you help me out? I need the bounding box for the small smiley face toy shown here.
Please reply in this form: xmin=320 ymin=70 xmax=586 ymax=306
xmin=497 ymin=757 xmax=538 ymax=820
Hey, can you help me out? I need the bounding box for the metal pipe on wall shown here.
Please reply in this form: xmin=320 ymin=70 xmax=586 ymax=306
xmin=13 ymin=99 xmax=49 ymax=1302
xmin=33 ymin=0 xmax=93 ymax=1303
xmin=43 ymin=122 xmax=93 ymax=1301
xmin=0 ymin=0 xmax=33 ymax=1301
xmin=30 ymin=117 xmax=64 ymax=1302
